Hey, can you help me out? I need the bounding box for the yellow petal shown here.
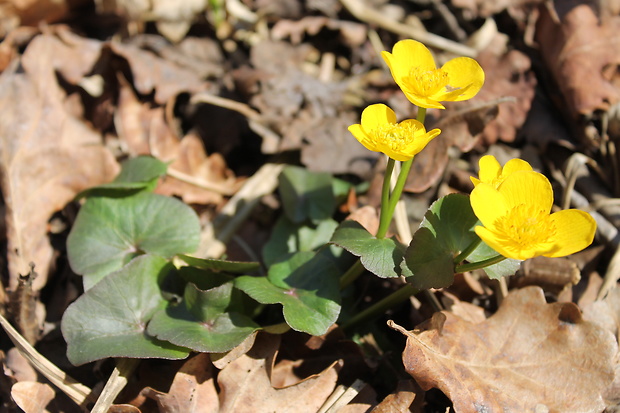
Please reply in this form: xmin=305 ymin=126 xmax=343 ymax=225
xmin=470 ymin=183 xmax=509 ymax=229
xmin=545 ymin=210 xmax=596 ymax=257
xmin=497 ymin=171 xmax=553 ymax=213
xmin=502 ymin=158 xmax=533 ymax=176
xmin=477 ymin=155 xmax=502 ymax=184
xmin=439 ymin=57 xmax=485 ymax=101
xmin=381 ymin=40 xmax=436 ymax=84
xmin=405 ymin=94 xmax=446 ymax=110
xmin=348 ymin=124 xmax=377 ymax=152
xmin=474 ymin=226 xmax=536 ymax=260
xmin=361 ymin=104 xmax=396 ymax=130
xmin=405 ymin=125 xmax=441 ymax=155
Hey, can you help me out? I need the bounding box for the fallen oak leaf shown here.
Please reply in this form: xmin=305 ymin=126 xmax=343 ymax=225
xmin=217 ymin=333 xmax=340 ymax=413
xmin=389 ymin=286 xmax=617 ymax=413
xmin=0 ymin=33 xmax=118 ymax=291
xmin=141 ymin=353 xmax=219 ymax=413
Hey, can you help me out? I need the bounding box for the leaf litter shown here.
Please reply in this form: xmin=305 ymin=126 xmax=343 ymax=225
xmin=1 ymin=0 xmax=620 ymax=412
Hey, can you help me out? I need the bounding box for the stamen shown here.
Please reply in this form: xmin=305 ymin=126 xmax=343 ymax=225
xmin=404 ymin=67 xmax=450 ymax=96
xmin=493 ymin=204 xmax=556 ymax=250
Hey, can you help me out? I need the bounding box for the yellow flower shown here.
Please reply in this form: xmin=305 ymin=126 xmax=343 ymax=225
xmin=348 ymin=104 xmax=441 ymax=162
xmin=470 ymin=170 xmax=596 ymax=260
xmin=471 ymin=155 xmax=533 ymax=188
xmin=381 ymin=39 xmax=485 ymax=109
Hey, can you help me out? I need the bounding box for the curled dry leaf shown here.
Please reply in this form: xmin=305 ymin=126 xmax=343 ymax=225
xmin=390 ymin=286 xmax=617 ymax=413
xmin=141 ymin=353 xmax=219 ymax=413
xmin=217 ymin=333 xmax=339 ymax=413
xmin=583 ymin=286 xmax=620 ymax=404
xmin=0 ymin=33 xmax=118 ymax=291
xmin=115 ymin=80 xmax=238 ymax=204
xmin=11 ymin=382 xmax=55 ymax=413
xmin=536 ymin=2 xmax=620 ymax=118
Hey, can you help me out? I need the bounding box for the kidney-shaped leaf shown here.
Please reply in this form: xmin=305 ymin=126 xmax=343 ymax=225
xmin=278 ymin=166 xmax=336 ymax=223
xmin=401 ymin=194 xmax=479 ymax=289
xmin=67 ymin=191 xmax=200 ymax=289
xmin=391 ymin=286 xmax=617 ymax=413
xmin=61 ymin=255 xmax=190 ymax=366
xmin=148 ymin=282 xmax=260 ymax=354
xmin=235 ymin=251 xmax=341 ymax=336
xmin=330 ymin=220 xmax=405 ymax=279
xmin=78 ymin=155 xmax=169 ymax=198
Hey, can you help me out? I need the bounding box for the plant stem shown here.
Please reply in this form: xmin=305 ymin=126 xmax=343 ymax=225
xmin=375 ymin=107 xmax=427 ymax=239
xmin=455 ymin=254 xmax=506 ymax=273
xmin=377 ymin=158 xmax=396 ymax=239
xmin=453 ymin=237 xmax=482 ymax=264
xmin=339 ymin=259 xmax=365 ymax=289
xmin=341 ymin=284 xmax=418 ymax=330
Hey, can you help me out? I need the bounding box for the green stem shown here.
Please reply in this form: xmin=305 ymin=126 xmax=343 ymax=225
xmin=339 ymin=259 xmax=365 ymax=289
xmin=341 ymin=284 xmax=418 ymax=330
xmin=377 ymin=158 xmax=396 ymax=239
xmin=455 ymin=254 xmax=506 ymax=273
xmin=375 ymin=107 xmax=427 ymax=239
xmin=453 ymin=237 xmax=482 ymax=264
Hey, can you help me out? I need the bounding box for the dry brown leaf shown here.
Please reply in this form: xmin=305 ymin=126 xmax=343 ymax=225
xmin=514 ymin=256 xmax=581 ymax=297
xmin=371 ymin=380 xmax=422 ymax=413
xmin=583 ymin=286 xmax=620 ymax=405
xmin=440 ymin=291 xmax=487 ymax=324
xmin=110 ymin=39 xmax=208 ymax=104
xmin=536 ymin=2 xmax=620 ymax=117
xmin=114 ymin=80 xmax=237 ymax=204
xmin=0 ymin=33 xmax=118 ymax=291
xmin=156 ymin=134 xmax=241 ymax=205
xmin=271 ymin=16 xmax=367 ymax=46
xmin=141 ymin=353 xmax=219 ymax=413
xmin=11 ymin=381 xmax=55 ymax=413
xmin=391 ymin=286 xmax=617 ymax=413
xmin=345 ymin=206 xmax=379 ymax=236
xmin=217 ymin=333 xmax=339 ymax=413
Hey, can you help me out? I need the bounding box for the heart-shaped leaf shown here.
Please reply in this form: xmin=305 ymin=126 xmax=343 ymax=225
xmin=278 ymin=166 xmax=336 ymax=223
xmin=178 ymin=255 xmax=260 ymax=274
xmin=61 ymin=254 xmax=190 ymax=365
xmin=78 ymin=155 xmax=168 ymax=198
xmin=330 ymin=220 xmax=405 ymax=279
xmin=467 ymin=240 xmax=521 ymax=280
xmin=262 ymin=216 xmax=339 ymax=266
xmin=235 ymin=251 xmax=341 ymax=336
xmin=67 ymin=191 xmax=200 ymax=289
xmin=401 ymin=194 xmax=479 ymax=289
xmin=148 ymin=281 xmax=260 ymax=353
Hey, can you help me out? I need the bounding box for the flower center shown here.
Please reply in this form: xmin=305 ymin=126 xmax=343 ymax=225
xmin=371 ymin=122 xmax=417 ymax=152
xmin=493 ymin=204 xmax=556 ymax=249
xmin=404 ymin=67 xmax=450 ymax=97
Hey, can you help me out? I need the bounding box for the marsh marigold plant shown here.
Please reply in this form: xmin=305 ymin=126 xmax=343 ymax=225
xmin=348 ymin=104 xmax=441 ymax=162
xmin=470 ymin=168 xmax=596 ymax=261
xmin=381 ymin=39 xmax=485 ymax=109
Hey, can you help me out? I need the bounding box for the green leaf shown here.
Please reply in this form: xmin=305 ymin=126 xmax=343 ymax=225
xmin=78 ymin=156 xmax=168 ymax=198
xmin=235 ymin=251 xmax=341 ymax=336
xmin=330 ymin=220 xmax=405 ymax=279
xmin=401 ymin=194 xmax=479 ymax=289
xmin=67 ymin=192 xmax=200 ymax=289
xmin=278 ymin=166 xmax=336 ymax=223
xmin=468 ymin=241 xmax=522 ymax=279
xmin=262 ymin=216 xmax=339 ymax=266
xmin=148 ymin=282 xmax=259 ymax=353
xmin=178 ymin=255 xmax=260 ymax=274
xmin=60 ymin=255 xmax=190 ymax=366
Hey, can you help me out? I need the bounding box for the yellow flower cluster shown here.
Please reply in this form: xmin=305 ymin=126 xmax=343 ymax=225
xmin=349 ymin=39 xmax=485 ymax=161
xmin=470 ymin=156 xmax=596 ymax=260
